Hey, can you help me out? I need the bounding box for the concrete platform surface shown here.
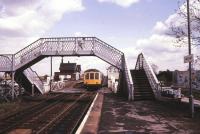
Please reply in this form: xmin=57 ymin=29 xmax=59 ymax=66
xmin=53 ymin=87 xmax=85 ymax=93
xmin=98 ymin=92 xmax=200 ymax=134
xmin=80 ymin=92 xmax=104 ymax=134
xmin=182 ymin=97 xmax=200 ymax=107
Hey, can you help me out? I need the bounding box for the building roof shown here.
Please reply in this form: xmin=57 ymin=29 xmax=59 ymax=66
xmin=60 ymin=63 xmax=76 ymax=72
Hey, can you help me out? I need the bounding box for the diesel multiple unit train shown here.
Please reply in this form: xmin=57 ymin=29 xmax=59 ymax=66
xmin=83 ymin=69 xmax=104 ymax=89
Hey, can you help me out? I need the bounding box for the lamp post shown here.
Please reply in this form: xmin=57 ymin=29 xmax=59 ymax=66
xmin=186 ymin=0 xmax=194 ymax=118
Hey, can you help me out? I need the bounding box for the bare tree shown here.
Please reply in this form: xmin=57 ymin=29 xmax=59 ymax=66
xmin=168 ymin=0 xmax=200 ymax=47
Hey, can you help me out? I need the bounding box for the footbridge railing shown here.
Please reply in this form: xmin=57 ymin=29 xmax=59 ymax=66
xmin=122 ymin=55 xmax=134 ymax=100
xmin=0 ymin=37 xmax=133 ymax=100
xmin=135 ymin=53 xmax=161 ymax=97
xmin=0 ymin=54 xmax=13 ymax=72
xmin=23 ymin=68 xmax=44 ymax=94
xmin=8 ymin=37 xmax=122 ymax=71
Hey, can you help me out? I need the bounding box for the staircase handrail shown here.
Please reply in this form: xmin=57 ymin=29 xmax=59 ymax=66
xmin=29 ymin=68 xmax=43 ymax=84
xmin=135 ymin=53 xmax=161 ymax=96
xmin=23 ymin=68 xmax=44 ymax=94
xmin=123 ymin=55 xmax=134 ymax=100
xmin=14 ymin=38 xmax=42 ymax=58
xmin=95 ymin=38 xmax=124 ymax=55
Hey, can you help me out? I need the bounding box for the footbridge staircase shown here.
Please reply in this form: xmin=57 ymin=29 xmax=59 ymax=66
xmin=0 ymin=37 xmax=133 ymax=100
xmin=131 ymin=53 xmax=161 ymax=100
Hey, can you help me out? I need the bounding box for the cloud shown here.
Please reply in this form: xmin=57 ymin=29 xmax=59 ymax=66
xmin=130 ymin=1 xmax=200 ymax=71
xmin=0 ymin=37 xmax=38 ymax=53
xmin=0 ymin=0 xmax=85 ymax=75
xmin=153 ymin=0 xmax=200 ymax=39
xmin=136 ymin=34 xmax=180 ymax=54
xmin=97 ymin=0 xmax=139 ymax=7
xmin=134 ymin=34 xmax=188 ymax=71
xmin=0 ymin=0 xmax=85 ymax=37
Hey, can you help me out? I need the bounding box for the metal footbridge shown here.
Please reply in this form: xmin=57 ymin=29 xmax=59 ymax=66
xmin=0 ymin=37 xmax=162 ymax=101
xmin=0 ymin=37 xmax=133 ymax=100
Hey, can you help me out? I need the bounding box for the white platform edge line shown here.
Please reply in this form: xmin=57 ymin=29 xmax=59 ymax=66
xmin=75 ymin=92 xmax=99 ymax=134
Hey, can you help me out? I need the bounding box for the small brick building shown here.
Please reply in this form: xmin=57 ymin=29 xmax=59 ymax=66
xmin=54 ymin=61 xmax=81 ymax=81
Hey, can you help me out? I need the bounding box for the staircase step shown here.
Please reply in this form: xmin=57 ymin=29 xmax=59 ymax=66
xmin=134 ymin=82 xmax=150 ymax=84
xmin=134 ymin=84 xmax=151 ymax=87
xmin=134 ymin=96 xmax=155 ymax=101
xmin=134 ymin=90 xmax=153 ymax=92
xmin=131 ymin=69 xmax=155 ymax=101
xmin=134 ymin=87 xmax=151 ymax=90
xmin=134 ymin=93 xmax=154 ymax=96
xmin=134 ymin=92 xmax=154 ymax=96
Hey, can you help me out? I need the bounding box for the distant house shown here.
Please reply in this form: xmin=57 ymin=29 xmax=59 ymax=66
xmin=54 ymin=61 xmax=81 ymax=81
xmin=107 ymin=66 xmax=119 ymax=93
xmin=173 ymin=70 xmax=200 ymax=90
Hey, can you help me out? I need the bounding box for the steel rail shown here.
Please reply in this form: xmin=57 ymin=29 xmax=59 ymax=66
xmin=0 ymin=93 xmax=72 ymax=133
xmin=70 ymin=93 xmax=96 ymax=134
xmin=36 ymin=92 xmax=91 ymax=134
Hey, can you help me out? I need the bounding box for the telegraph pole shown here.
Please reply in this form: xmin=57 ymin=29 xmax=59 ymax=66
xmin=186 ymin=0 xmax=194 ymax=118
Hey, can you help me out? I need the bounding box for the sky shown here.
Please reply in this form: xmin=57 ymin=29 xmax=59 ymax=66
xmin=0 ymin=0 xmax=198 ymax=76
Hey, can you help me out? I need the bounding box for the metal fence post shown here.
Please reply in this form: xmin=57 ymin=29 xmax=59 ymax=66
xmin=32 ymin=84 xmax=34 ymax=96
xmin=11 ymin=54 xmax=15 ymax=100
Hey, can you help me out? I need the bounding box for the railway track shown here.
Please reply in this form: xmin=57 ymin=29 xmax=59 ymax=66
xmin=0 ymin=92 xmax=96 ymax=134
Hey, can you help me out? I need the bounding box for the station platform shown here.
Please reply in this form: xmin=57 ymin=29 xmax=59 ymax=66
xmin=181 ymin=97 xmax=200 ymax=107
xmin=79 ymin=88 xmax=200 ymax=134
xmin=53 ymin=88 xmax=85 ymax=93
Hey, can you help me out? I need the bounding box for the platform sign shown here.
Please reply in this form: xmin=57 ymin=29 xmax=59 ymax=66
xmin=184 ymin=54 xmax=194 ymax=63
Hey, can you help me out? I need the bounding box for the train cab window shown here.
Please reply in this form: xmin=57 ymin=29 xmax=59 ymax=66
xmin=95 ymin=73 xmax=99 ymax=79
xmin=90 ymin=73 xmax=94 ymax=79
xmin=85 ymin=73 xmax=89 ymax=79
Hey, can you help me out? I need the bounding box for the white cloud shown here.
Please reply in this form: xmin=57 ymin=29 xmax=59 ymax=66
xmin=97 ymin=0 xmax=139 ymax=7
xmin=153 ymin=0 xmax=200 ymax=38
xmin=0 ymin=0 xmax=85 ymax=53
xmin=0 ymin=37 xmax=38 ymax=53
xmin=131 ymin=1 xmax=200 ymax=71
xmin=0 ymin=0 xmax=85 ymax=75
xmin=0 ymin=0 xmax=84 ymax=37
xmin=153 ymin=21 xmax=168 ymax=34
xmin=134 ymin=34 xmax=187 ymax=71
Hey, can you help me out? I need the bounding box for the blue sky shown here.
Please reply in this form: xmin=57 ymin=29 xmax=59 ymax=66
xmin=1 ymin=0 xmax=197 ymax=75
xmin=48 ymin=0 xmax=180 ymax=40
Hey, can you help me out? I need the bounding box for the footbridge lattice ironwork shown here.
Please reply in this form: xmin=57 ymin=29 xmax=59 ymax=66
xmin=0 ymin=37 xmax=133 ymax=100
